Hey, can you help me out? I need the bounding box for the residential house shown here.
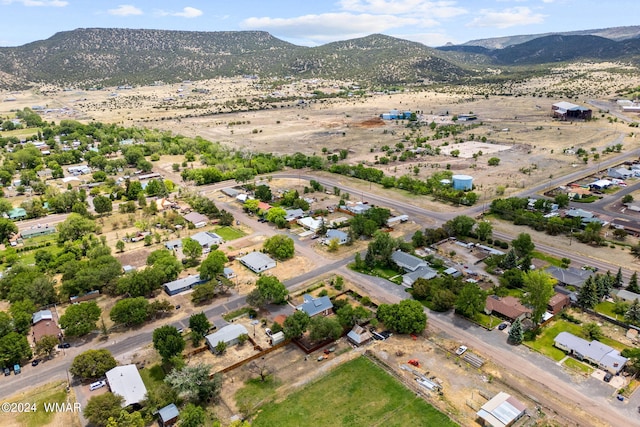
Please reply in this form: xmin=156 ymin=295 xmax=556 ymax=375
xmin=391 ymin=250 xmax=437 ymax=287
xmin=612 ymin=289 xmax=640 ymax=303
xmin=547 ymin=293 xmax=570 ymax=314
xmin=8 ymin=207 xmax=27 ymax=220
xmin=205 ymin=324 xmax=249 ymax=351
xmin=476 ymin=391 xmax=527 ymax=427
xmin=554 ymin=332 xmax=627 ymax=374
xmin=608 ymin=167 xmax=633 ymax=180
xmin=297 ymin=294 xmax=333 ymax=317
xmin=31 ymin=310 xmax=61 ymax=344
xmin=20 ymin=226 xmax=56 ymax=239
xmin=297 ymin=216 xmax=323 ymax=232
xmin=347 ymin=325 xmax=373 ymax=346
xmin=546 ymin=266 xmax=593 ymax=289
xmin=239 ymin=252 xmax=276 ymax=273
xmin=284 ymin=208 xmax=305 ymax=222
xmin=345 ymin=202 xmax=371 ymax=215
xmin=155 ymin=198 xmax=176 ymax=211
xmin=36 ymin=169 xmax=53 ymax=180
xmin=323 ymin=229 xmax=349 ymax=245
xmin=391 ymin=250 xmax=427 ymax=272
xmin=257 ymin=201 xmax=272 ymax=211
xmin=183 ymin=212 xmax=208 ymax=228
xmin=485 ymin=295 xmax=531 ymax=321
xmin=163 ymin=275 xmax=206 ymax=296
xmin=191 ymin=231 xmax=224 ymax=251
xmin=105 ymin=365 xmax=148 ymax=407
xmin=221 ymin=187 xmax=240 ymax=197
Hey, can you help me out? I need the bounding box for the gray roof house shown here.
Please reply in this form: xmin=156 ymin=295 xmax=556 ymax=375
xmin=564 ymin=208 xmax=593 ymax=219
xmin=554 ymin=331 xmax=627 ymax=374
xmin=546 ymin=266 xmax=594 ymax=288
xmin=191 ymin=231 xmax=224 ymax=249
xmin=239 ymin=252 xmax=276 ymax=273
xmin=297 ymin=294 xmax=333 ymax=317
xmin=164 ymin=275 xmax=206 ymax=296
xmin=105 ymin=365 xmax=148 ymax=407
xmin=324 ymin=229 xmax=348 ymax=245
xmin=402 ymin=267 xmax=438 ymax=287
xmin=391 ymin=250 xmax=427 ymax=272
xmin=613 ymin=289 xmax=640 ymax=302
xmin=284 ymin=208 xmax=305 ymax=222
xmin=205 ymin=324 xmax=248 ymax=351
xmin=608 ymin=167 xmax=633 ymax=180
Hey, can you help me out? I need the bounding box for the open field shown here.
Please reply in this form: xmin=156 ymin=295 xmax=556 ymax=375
xmin=3 ymin=381 xmax=81 ymax=427
xmin=251 ymin=356 xmax=458 ymax=427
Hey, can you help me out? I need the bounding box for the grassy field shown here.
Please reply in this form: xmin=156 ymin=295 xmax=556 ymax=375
xmin=213 ymin=226 xmax=246 ymax=241
xmin=251 ymin=356 xmax=458 ymax=427
xmin=475 ymin=312 xmax=501 ymax=329
xmin=594 ymin=301 xmax=620 ymax=320
xmin=532 ymin=251 xmax=563 ymax=267
xmin=526 ymin=320 xmax=583 ymax=361
xmin=11 ymin=381 xmax=81 ymax=427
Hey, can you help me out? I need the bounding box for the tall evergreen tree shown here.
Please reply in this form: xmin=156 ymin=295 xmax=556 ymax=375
xmin=625 ymin=299 xmax=640 ymax=326
xmin=577 ymin=276 xmax=600 ymax=309
xmin=615 ymin=267 xmax=624 ymax=289
xmin=508 ymin=318 xmax=524 ymax=344
xmin=628 ymin=272 xmax=640 ymax=294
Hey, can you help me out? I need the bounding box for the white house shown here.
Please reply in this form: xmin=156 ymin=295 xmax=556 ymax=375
xmin=105 ymin=365 xmax=148 ymax=407
xmin=323 ymin=229 xmax=349 ymax=245
xmin=205 ymin=324 xmax=248 ymax=351
xmin=239 ymin=252 xmax=276 ymax=273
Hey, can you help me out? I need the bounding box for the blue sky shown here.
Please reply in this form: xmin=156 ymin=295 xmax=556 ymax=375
xmin=1 ymin=0 xmax=639 ymax=47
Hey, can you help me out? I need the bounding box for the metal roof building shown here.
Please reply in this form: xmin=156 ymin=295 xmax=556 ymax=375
xmin=164 ymin=275 xmax=206 ymax=296
xmin=205 ymin=324 xmax=248 ymax=351
xmin=297 ymin=294 xmax=333 ymax=317
xmin=106 ymin=365 xmax=148 ymax=407
xmin=239 ymin=252 xmax=276 ymax=273
xmin=477 ymin=391 xmax=527 ymax=427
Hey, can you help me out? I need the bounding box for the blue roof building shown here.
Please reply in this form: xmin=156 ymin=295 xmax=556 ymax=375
xmin=297 ymin=294 xmax=333 ymax=317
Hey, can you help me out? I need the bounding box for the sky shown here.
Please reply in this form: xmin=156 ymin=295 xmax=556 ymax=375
xmin=1 ymin=0 xmax=639 ymax=48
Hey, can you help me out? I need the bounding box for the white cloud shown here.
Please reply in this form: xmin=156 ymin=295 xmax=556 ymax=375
xmin=156 ymin=6 xmax=203 ymax=18
xmin=339 ymin=0 xmax=466 ymax=19
xmin=107 ymin=4 xmax=143 ymax=16
xmin=242 ymin=12 xmax=420 ymax=41
xmin=1 ymin=0 xmax=67 ymax=6
xmin=467 ymin=7 xmax=546 ymax=29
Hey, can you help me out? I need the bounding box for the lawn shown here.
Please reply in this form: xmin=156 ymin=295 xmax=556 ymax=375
xmin=235 ymin=375 xmax=281 ymax=418
xmin=475 ymin=312 xmax=501 ymax=329
xmin=140 ymin=364 xmax=166 ymax=390
xmin=349 ymin=263 xmax=403 ymax=285
xmin=252 ymin=356 xmax=458 ymax=427
xmin=14 ymin=381 xmax=78 ymax=427
xmin=213 ymin=226 xmax=246 ymax=241
xmin=594 ymin=301 xmax=620 ymax=320
xmin=525 ymin=320 xmax=583 ymax=361
xmin=563 ymin=357 xmax=593 ymax=374
xmin=532 ymin=251 xmax=563 ymax=267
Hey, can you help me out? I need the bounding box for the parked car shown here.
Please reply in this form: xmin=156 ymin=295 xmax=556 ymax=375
xmin=604 ymin=372 xmax=613 ymax=382
xmin=3 ymin=367 xmax=10 ymax=376
xmin=58 ymin=342 xmax=71 ymax=349
xmin=265 ymin=328 xmax=272 ymax=337
xmin=89 ymin=380 xmax=107 ymax=391
xmin=455 ymin=345 xmax=468 ymax=356
xmin=13 ymin=364 xmax=21 ymax=375
xmin=31 ymin=359 xmax=40 ymax=367
xmin=498 ymin=323 xmax=508 ymax=331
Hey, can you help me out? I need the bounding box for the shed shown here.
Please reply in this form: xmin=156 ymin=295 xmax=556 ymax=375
xmin=223 ymin=267 xmax=236 ymax=279
xmin=239 ymin=252 xmax=276 ymax=273
xmin=476 ymin=391 xmax=527 ymax=427
xmin=347 ymin=325 xmax=373 ymax=346
xmin=270 ymin=331 xmax=285 ymax=345
xmin=205 ymin=324 xmax=249 ymax=351
xmin=547 ymin=293 xmax=570 ymax=314
xmin=158 ymin=403 xmax=179 ymax=426
xmin=105 ymin=365 xmax=147 ymax=407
